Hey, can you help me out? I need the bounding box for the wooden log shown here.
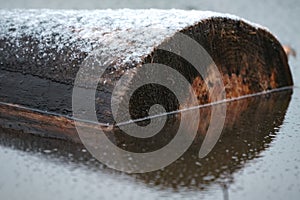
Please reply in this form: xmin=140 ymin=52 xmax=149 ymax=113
xmin=0 ymin=9 xmax=293 ymax=139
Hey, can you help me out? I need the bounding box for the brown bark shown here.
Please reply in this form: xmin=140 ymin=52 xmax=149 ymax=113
xmin=0 ymin=9 xmax=293 ymax=139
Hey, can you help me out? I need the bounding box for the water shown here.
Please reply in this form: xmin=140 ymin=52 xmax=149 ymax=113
xmin=0 ymin=0 xmax=300 ymax=200
xmin=0 ymin=89 xmax=299 ymax=200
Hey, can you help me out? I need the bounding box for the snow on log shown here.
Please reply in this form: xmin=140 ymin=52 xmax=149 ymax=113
xmin=0 ymin=9 xmax=293 ymax=140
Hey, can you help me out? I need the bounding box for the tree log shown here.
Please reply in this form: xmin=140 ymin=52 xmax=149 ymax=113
xmin=0 ymin=9 xmax=293 ymax=139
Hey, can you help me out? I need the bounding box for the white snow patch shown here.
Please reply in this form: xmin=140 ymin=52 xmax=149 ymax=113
xmin=0 ymin=9 xmax=270 ymax=68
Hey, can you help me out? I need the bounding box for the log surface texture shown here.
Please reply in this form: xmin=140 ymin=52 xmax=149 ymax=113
xmin=0 ymin=9 xmax=293 ymax=133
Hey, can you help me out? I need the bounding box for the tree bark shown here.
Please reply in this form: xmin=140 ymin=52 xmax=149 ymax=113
xmin=0 ymin=9 xmax=293 ymax=140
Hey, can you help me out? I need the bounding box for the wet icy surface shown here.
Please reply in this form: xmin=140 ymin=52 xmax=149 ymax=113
xmin=0 ymin=88 xmax=299 ymax=200
xmin=1 ymin=0 xmax=300 ymax=200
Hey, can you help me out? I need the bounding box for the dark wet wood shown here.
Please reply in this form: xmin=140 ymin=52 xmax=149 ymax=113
xmin=0 ymin=101 xmax=118 ymax=143
xmin=0 ymin=102 xmax=81 ymax=142
xmin=143 ymin=18 xmax=293 ymax=104
xmin=0 ymin=10 xmax=294 ymax=139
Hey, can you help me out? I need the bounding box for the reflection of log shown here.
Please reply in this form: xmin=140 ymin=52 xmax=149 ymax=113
xmin=0 ymin=90 xmax=292 ymax=191
xmin=134 ymin=90 xmax=293 ymax=190
xmin=0 ymin=9 xmax=293 ymax=128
